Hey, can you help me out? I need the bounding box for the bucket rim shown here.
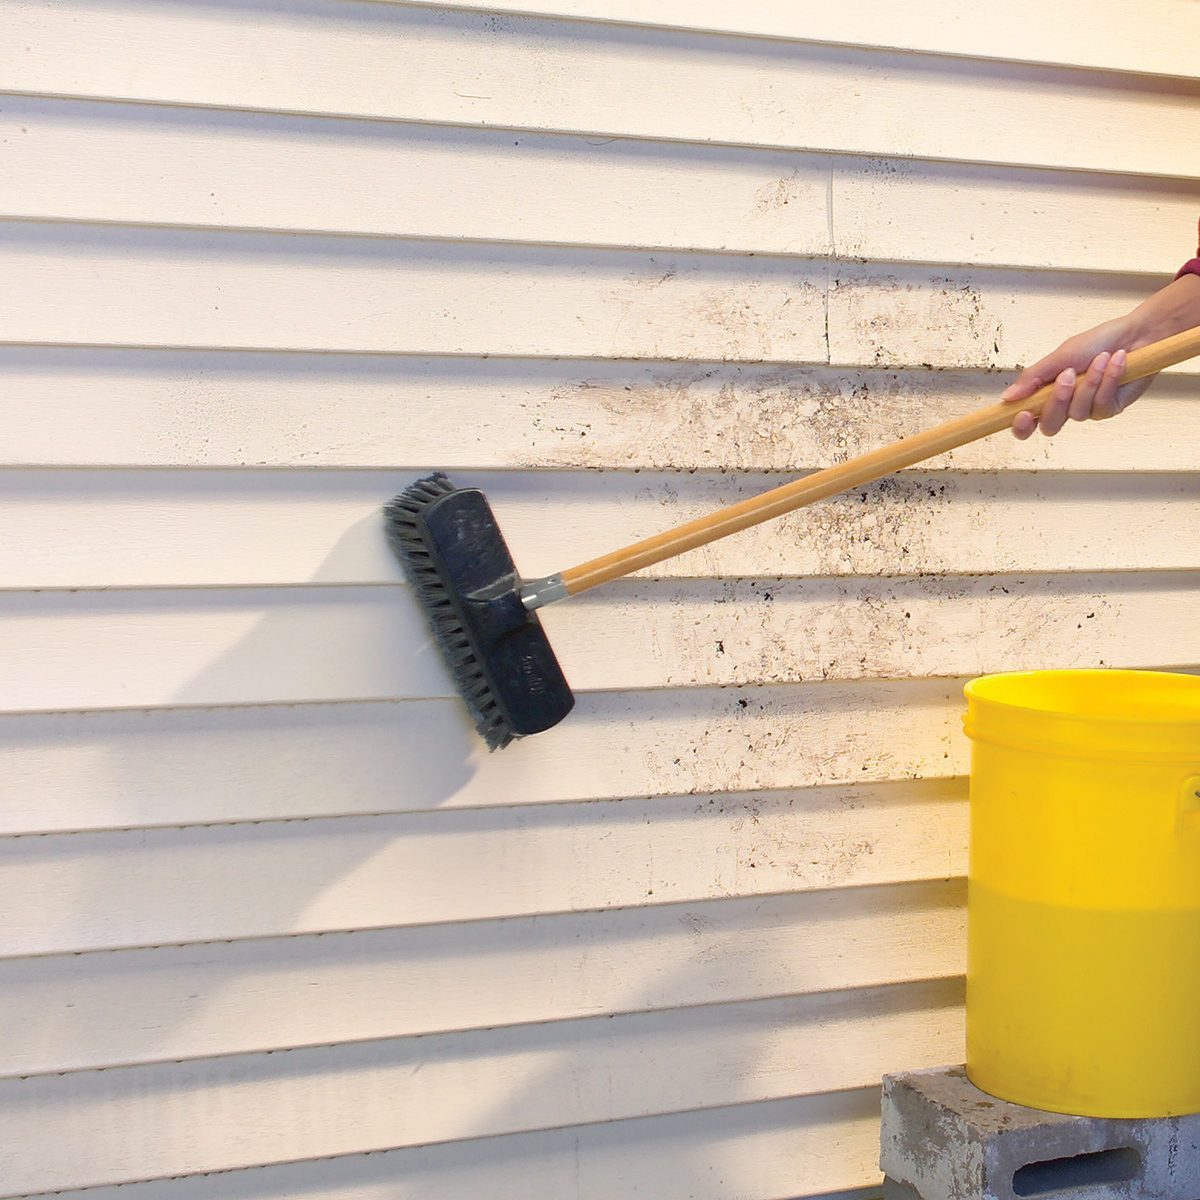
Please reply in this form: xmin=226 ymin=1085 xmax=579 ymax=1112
xmin=963 ymin=668 xmax=1200 ymax=728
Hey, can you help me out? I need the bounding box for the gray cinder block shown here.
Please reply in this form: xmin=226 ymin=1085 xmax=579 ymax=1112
xmin=880 ymin=1065 xmax=1200 ymax=1200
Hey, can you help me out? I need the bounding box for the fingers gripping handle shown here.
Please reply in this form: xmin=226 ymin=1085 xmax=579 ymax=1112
xmin=559 ymin=324 xmax=1200 ymax=598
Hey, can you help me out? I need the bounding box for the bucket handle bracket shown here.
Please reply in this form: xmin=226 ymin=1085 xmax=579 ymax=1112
xmin=1179 ymin=776 xmax=1200 ymax=825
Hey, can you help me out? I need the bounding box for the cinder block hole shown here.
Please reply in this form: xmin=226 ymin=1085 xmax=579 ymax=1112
xmin=1012 ymin=1147 xmax=1141 ymax=1196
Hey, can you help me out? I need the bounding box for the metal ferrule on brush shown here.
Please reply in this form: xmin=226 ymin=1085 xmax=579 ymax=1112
xmin=520 ymin=573 xmax=568 ymax=611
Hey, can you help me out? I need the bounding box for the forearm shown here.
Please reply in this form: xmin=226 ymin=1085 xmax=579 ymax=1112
xmin=1127 ymin=273 xmax=1200 ymax=344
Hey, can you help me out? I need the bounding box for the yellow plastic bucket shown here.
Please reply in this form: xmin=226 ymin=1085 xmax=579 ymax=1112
xmin=962 ymin=669 xmax=1200 ymax=1118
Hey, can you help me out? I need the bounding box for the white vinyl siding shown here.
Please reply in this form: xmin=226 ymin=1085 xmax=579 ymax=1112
xmin=0 ymin=2 xmax=1196 ymax=1197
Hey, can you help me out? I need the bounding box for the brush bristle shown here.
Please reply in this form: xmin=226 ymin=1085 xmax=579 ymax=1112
xmin=384 ymin=473 xmax=515 ymax=750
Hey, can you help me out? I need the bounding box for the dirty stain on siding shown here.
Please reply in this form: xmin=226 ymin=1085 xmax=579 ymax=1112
xmin=830 ymin=274 xmax=1005 ymax=369
xmin=538 ymin=367 xmax=1002 ymax=471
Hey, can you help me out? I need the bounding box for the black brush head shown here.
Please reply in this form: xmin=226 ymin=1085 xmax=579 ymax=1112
xmin=385 ymin=473 xmax=575 ymax=751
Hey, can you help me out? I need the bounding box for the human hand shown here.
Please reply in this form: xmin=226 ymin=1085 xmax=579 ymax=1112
xmin=1000 ymin=317 xmax=1156 ymax=440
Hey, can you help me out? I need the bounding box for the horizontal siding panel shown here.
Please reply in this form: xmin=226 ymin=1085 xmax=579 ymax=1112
xmin=2 ymin=223 xmax=1190 ymax=373
xmin=0 ymin=223 xmax=826 ymax=362
xmin=834 ymin=156 xmax=1200 ymax=277
xmin=0 ymin=978 xmax=961 ymax=1196
xmin=0 ymin=783 xmax=965 ymax=957
xmin=3 ymin=351 xmax=1197 ymax=472
xmin=394 ymin=0 xmax=1200 ymax=80
xmin=0 ymin=879 xmax=965 ymax=1076
xmin=2 ymin=573 xmax=1198 ymax=710
xmin=3 ymin=471 xmax=1199 ymax=592
xmin=821 ymin=263 xmax=1184 ymax=373
xmin=0 ymin=682 xmax=968 ymax=833
xmin=4 ymin=1 xmax=1199 ymax=178
xmin=4 ymin=96 xmax=1196 ymax=277
xmin=534 ymin=574 xmax=1198 ymax=689
xmin=0 ymin=96 xmax=831 ymax=258
xmin=10 ymin=1089 xmax=887 ymax=1200
xmin=0 ymin=222 xmax=1187 ymax=368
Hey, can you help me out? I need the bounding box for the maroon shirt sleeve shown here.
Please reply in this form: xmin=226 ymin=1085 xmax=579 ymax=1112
xmin=1176 ymin=218 xmax=1200 ymax=279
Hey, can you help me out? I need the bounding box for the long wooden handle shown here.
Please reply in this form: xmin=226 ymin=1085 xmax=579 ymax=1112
xmin=561 ymin=324 xmax=1200 ymax=596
